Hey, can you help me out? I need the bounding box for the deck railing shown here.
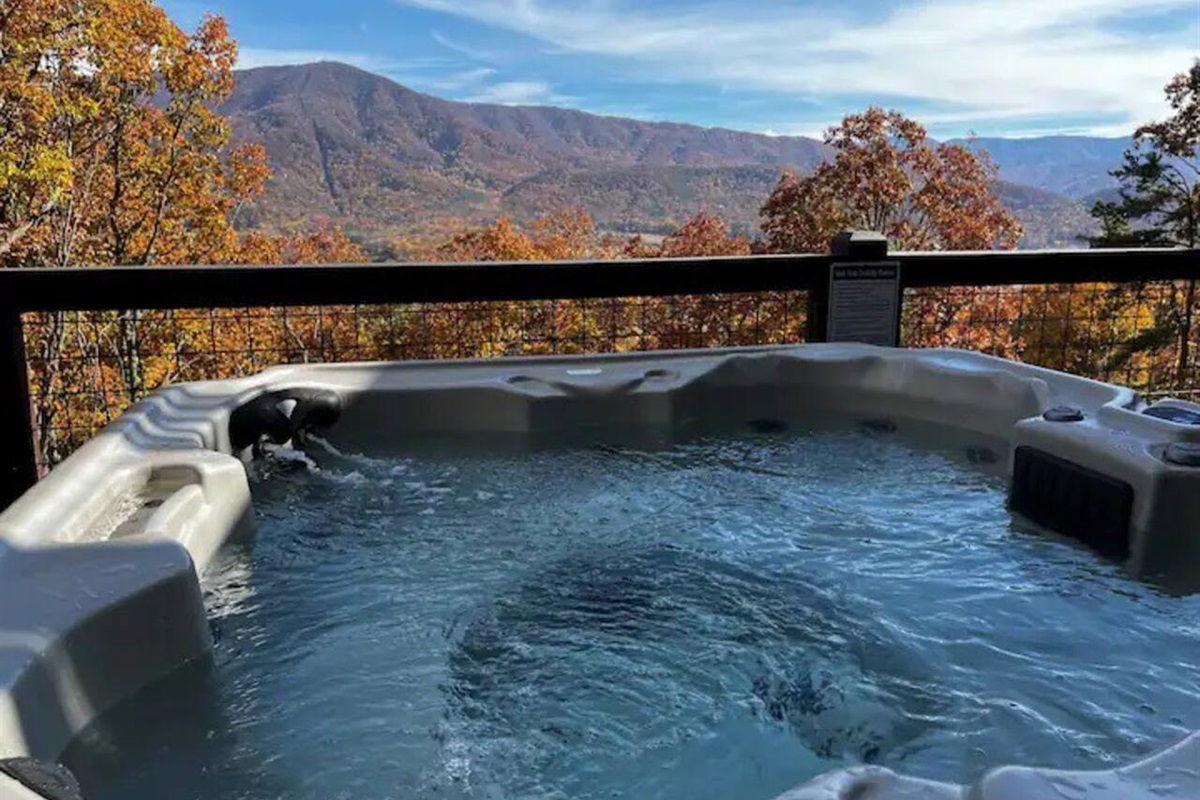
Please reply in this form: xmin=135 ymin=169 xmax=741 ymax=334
xmin=2 ymin=234 xmax=1198 ymax=509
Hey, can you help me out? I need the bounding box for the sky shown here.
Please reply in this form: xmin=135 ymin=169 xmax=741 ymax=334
xmin=161 ymin=0 xmax=1200 ymax=140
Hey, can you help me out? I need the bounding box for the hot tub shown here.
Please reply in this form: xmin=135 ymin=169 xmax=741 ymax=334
xmin=0 ymin=344 xmax=1197 ymax=800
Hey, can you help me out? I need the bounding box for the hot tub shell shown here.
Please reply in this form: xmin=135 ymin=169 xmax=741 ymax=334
xmin=0 ymin=343 xmax=1197 ymax=799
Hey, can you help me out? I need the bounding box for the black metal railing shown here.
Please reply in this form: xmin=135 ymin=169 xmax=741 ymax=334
xmin=2 ymin=235 xmax=1198 ymax=509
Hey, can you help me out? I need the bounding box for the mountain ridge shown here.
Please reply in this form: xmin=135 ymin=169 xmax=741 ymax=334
xmin=950 ymin=136 xmax=1126 ymax=198
xmin=224 ymin=61 xmax=1113 ymax=249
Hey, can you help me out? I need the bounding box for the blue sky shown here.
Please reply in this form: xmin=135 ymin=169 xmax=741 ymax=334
xmin=162 ymin=0 xmax=1199 ymax=140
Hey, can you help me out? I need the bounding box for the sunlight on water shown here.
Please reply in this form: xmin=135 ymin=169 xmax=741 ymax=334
xmin=64 ymin=418 xmax=1200 ymax=800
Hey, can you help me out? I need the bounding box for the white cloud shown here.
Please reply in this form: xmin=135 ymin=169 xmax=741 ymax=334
xmin=978 ymin=121 xmax=1146 ymax=139
xmin=430 ymin=66 xmax=499 ymax=91
xmin=464 ymin=80 xmax=556 ymax=104
xmin=760 ymin=125 xmax=834 ymax=140
xmin=395 ymin=0 xmax=1199 ymax=135
xmin=431 ymin=29 xmax=502 ymax=62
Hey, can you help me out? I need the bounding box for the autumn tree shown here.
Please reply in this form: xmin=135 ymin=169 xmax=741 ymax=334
xmin=1090 ymin=60 xmax=1199 ymax=248
xmin=1084 ymin=61 xmax=1200 ymax=386
xmin=231 ymin=227 xmax=365 ymax=265
xmin=0 ymin=1 xmax=269 ymax=269
xmin=434 ymin=208 xmax=615 ymax=262
xmin=0 ymin=0 xmax=370 ymax=463
xmin=1 ymin=1 xmax=263 ymax=460
xmin=760 ymin=108 xmax=1021 ymax=253
xmin=0 ymin=0 xmax=81 ymax=263
xmin=624 ymin=211 xmax=751 ymax=258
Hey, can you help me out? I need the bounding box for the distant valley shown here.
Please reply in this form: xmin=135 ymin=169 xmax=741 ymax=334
xmin=224 ymin=62 xmax=1123 ymax=251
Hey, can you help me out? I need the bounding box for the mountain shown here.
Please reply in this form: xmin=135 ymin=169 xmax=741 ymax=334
xmin=992 ymin=181 xmax=1098 ymax=248
xmin=223 ymin=62 xmax=1118 ymax=250
xmin=952 ymin=136 xmax=1128 ymax=199
xmin=224 ymin=62 xmax=827 ymax=234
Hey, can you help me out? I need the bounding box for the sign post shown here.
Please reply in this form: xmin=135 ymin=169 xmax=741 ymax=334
xmin=826 ymin=262 xmax=901 ymax=347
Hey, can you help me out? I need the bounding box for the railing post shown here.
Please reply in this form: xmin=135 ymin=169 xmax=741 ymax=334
xmin=0 ymin=307 xmax=38 ymax=510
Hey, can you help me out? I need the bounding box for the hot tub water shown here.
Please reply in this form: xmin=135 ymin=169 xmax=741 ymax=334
xmin=62 ymin=417 xmax=1200 ymax=800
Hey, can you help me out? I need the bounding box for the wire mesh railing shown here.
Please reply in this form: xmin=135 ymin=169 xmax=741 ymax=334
xmin=2 ymin=241 xmax=1198 ymax=507
xmin=901 ymin=280 xmax=1200 ymax=396
xmin=20 ymin=280 xmax=1200 ymax=471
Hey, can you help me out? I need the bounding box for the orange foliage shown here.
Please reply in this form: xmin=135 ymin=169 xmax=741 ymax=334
xmin=761 ymin=108 xmax=1022 ymax=253
xmin=230 ymin=227 xmax=365 ymax=265
xmin=435 ymin=209 xmax=617 ymax=262
xmin=625 ymin=211 xmax=752 ymax=258
xmin=1 ymin=4 xmax=271 ymax=269
xmin=1 ymin=1 xmax=366 ymax=464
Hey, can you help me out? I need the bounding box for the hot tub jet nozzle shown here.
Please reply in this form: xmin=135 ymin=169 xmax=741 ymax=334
xmin=229 ymin=389 xmax=343 ymax=453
